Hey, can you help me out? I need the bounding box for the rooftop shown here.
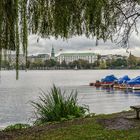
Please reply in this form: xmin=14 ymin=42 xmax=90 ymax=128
xmin=58 ymin=52 xmax=96 ymax=57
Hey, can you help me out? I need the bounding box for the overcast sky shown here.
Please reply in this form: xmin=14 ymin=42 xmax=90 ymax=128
xmin=28 ymin=31 xmax=140 ymax=57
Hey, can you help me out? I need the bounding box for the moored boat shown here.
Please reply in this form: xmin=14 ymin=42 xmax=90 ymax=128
xmin=113 ymin=84 xmax=120 ymax=88
xmin=100 ymin=75 xmax=118 ymax=88
xmin=89 ymin=75 xmax=118 ymax=88
xmin=114 ymin=75 xmax=131 ymax=89
xmin=119 ymin=84 xmax=128 ymax=89
xmin=126 ymin=76 xmax=140 ymax=90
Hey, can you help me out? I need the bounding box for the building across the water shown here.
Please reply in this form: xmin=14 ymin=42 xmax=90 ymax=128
xmin=28 ymin=54 xmax=50 ymax=63
xmin=7 ymin=54 xmax=26 ymax=65
xmin=100 ymin=54 xmax=127 ymax=61
xmin=56 ymin=52 xmax=98 ymax=64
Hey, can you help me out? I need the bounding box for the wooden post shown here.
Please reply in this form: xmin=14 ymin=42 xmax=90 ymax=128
xmin=130 ymin=105 xmax=140 ymax=119
xmin=136 ymin=111 xmax=139 ymax=119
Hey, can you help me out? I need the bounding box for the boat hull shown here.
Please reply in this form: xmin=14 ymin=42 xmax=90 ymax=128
xmin=113 ymin=84 xmax=120 ymax=89
xmin=132 ymin=86 xmax=140 ymax=90
xmin=101 ymin=82 xmax=114 ymax=88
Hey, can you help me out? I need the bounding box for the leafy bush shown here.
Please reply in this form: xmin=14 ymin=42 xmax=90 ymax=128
xmin=31 ymin=85 xmax=88 ymax=124
xmin=4 ymin=123 xmax=30 ymax=131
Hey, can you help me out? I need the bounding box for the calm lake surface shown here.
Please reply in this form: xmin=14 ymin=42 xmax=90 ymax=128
xmin=0 ymin=70 xmax=140 ymax=128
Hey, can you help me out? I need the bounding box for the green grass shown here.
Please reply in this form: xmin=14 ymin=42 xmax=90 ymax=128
xmin=14 ymin=116 xmax=140 ymax=140
xmin=4 ymin=123 xmax=30 ymax=131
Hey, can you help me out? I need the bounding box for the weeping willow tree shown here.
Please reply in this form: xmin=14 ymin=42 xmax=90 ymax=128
xmin=1 ymin=0 xmax=140 ymax=79
xmin=28 ymin=0 xmax=140 ymax=45
xmin=0 ymin=0 xmax=28 ymax=79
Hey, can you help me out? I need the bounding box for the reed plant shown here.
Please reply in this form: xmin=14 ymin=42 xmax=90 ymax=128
xmin=31 ymin=85 xmax=88 ymax=124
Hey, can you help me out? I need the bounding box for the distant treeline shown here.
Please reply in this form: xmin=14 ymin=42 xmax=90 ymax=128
xmin=2 ymin=54 xmax=140 ymax=70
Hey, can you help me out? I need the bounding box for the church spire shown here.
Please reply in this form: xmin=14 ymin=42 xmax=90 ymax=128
xmin=51 ymin=46 xmax=55 ymax=59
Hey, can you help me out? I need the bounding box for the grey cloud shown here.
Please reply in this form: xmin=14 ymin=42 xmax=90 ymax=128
xmin=28 ymin=31 xmax=140 ymax=57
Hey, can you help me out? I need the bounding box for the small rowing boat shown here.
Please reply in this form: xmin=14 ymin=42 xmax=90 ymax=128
xmin=89 ymin=80 xmax=101 ymax=87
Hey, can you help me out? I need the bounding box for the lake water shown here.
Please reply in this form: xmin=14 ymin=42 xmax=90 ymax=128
xmin=0 ymin=70 xmax=140 ymax=128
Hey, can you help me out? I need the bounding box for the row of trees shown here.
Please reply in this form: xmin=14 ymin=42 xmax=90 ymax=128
xmin=1 ymin=54 xmax=139 ymax=70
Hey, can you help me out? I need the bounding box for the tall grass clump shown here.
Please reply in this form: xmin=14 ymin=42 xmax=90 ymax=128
xmin=31 ymin=85 xmax=88 ymax=124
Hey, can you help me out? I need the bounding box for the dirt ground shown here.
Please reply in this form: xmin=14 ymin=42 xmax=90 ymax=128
xmin=97 ymin=111 xmax=140 ymax=130
xmin=0 ymin=111 xmax=139 ymax=140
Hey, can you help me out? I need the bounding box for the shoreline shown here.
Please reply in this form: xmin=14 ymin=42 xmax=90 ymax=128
xmin=0 ymin=109 xmax=131 ymax=130
xmin=0 ymin=110 xmax=139 ymax=140
xmin=1 ymin=69 xmax=140 ymax=71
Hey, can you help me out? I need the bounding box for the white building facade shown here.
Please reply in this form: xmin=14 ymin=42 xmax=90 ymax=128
xmin=57 ymin=52 xmax=97 ymax=64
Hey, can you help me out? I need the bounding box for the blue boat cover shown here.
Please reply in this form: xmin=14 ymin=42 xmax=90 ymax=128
xmin=127 ymin=76 xmax=140 ymax=85
xmin=101 ymin=75 xmax=118 ymax=82
xmin=117 ymin=75 xmax=130 ymax=84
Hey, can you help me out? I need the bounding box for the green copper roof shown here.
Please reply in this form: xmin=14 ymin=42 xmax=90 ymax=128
xmin=58 ymin=53 xmax=96 ymax=57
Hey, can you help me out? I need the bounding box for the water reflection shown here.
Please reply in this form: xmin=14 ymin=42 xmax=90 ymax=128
xmin=99 ymin=87 xmax=140 ymax=96
xmin=126 ymin=90 xmax=140 ymax=96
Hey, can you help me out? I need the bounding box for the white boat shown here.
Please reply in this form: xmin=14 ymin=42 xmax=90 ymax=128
xmin=74 ymin=65 xmax=78 ymax=70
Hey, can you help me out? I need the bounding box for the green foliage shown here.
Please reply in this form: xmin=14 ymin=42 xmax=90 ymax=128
xmin=4 ymin=123 xmax=30 ymax=131
xmin=99 ymin=60 xmax=107 ymax=69
xmin=106 ymin=58 xmax=128 ymax=69
xmin=45 ymin=59 xmax=59 ymax=67
xmin=128 ymin=53 xmax=137 ymax=68
xmin=68 ymin=59 xmax=90 ymax=69
xmin=28 ymin=0 xmax=118 ymax=40
xmin=30 ymin=59 xmax=45 ymax=68
xmin=1 ymin=60 xmax=10 ymax=69
xmin=61 ymin=60 xmax=67 ymax=68
xmin=0 ymin=0 xmax=28 ymax=79
xmin=31 ymin=85 xmax=88 ymax=124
